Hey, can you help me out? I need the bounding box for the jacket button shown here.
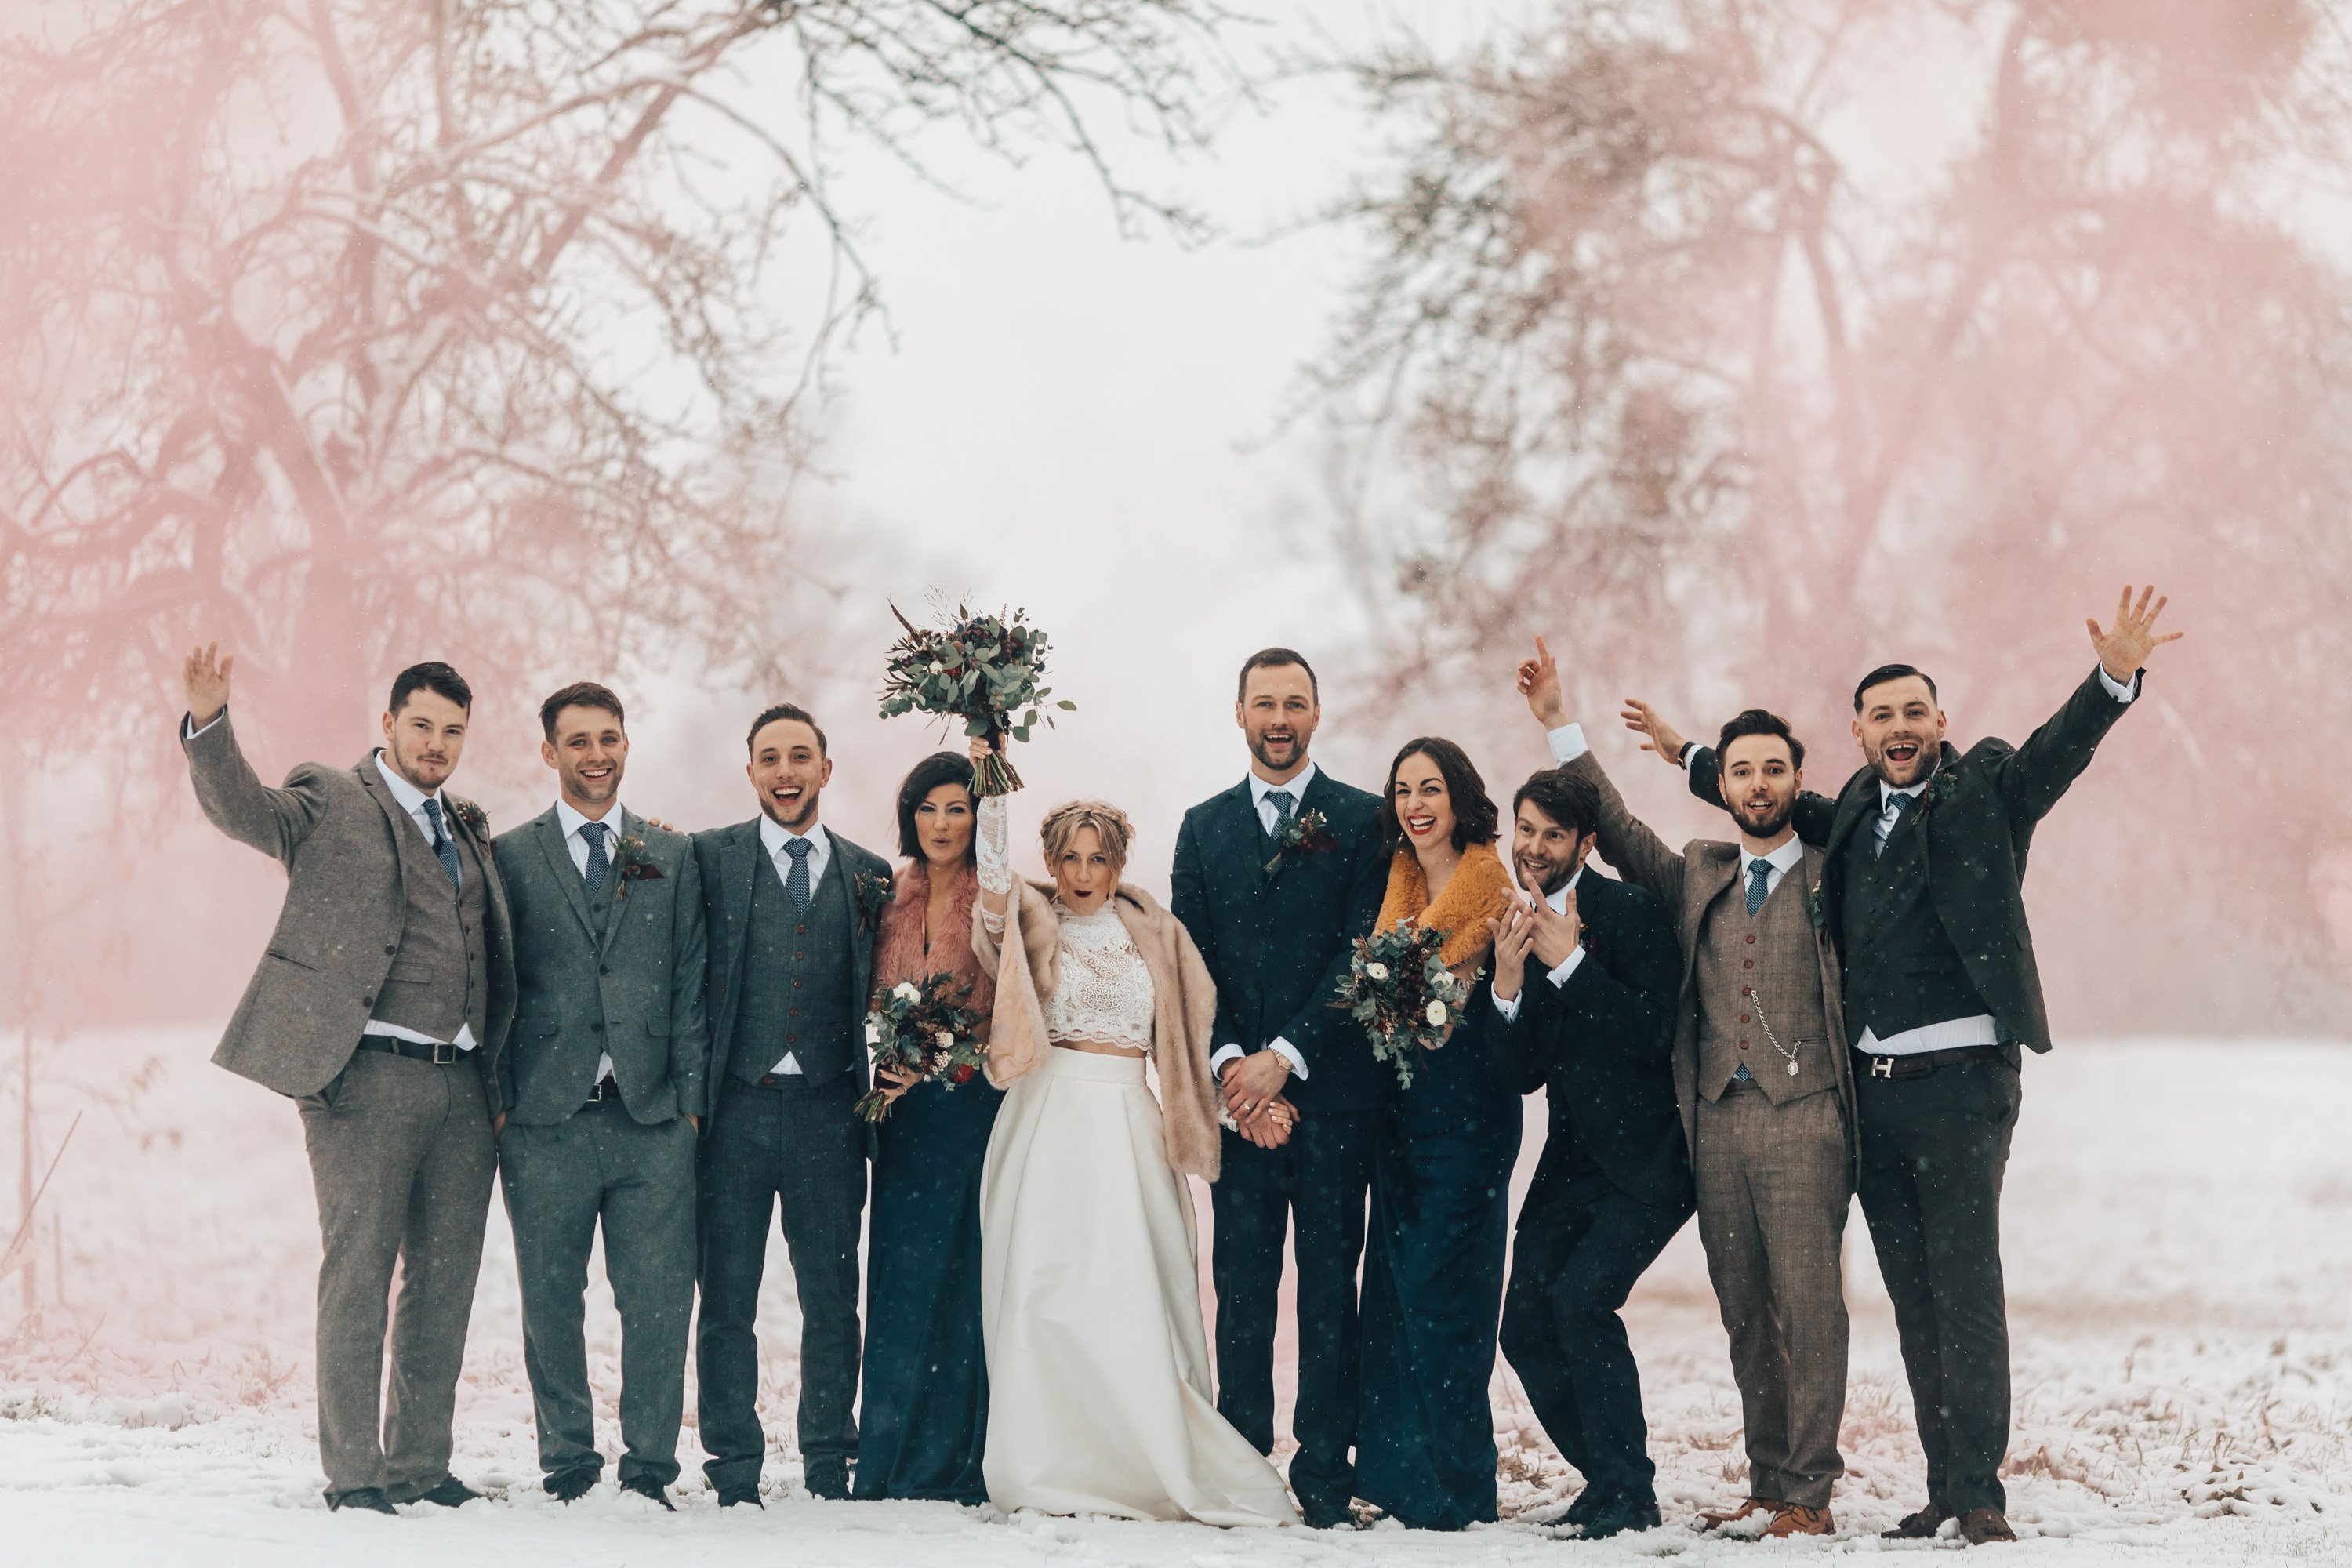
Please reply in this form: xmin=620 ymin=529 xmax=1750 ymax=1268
xmin=1741 ymin=985 xmax=1751 ymax=996
xmin=361 ymin=996 xmax=374 ymax=1007
xmin=1739 ymin=1041 xmax=1749 ymax=1050
xmin=797 ymin=925 xmax=808 ymax=935
xmin=600 ymin=966 xmax=611 ymax=976
xmin=591 ymin=1022 xmax=604 ymax=1033
xmin=793 ymin=979 xmax=803 ymax=989
xmin=383 ymin=945 xmax=396 ymax=956
xmin=789 ymin=1008 xmax=800 ymax=1018
xmin=794 ymin=952 xmax=806 ymax=962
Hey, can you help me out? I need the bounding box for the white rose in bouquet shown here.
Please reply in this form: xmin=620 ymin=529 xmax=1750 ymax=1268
xmin=935 ymin=1029 xmax=956 ymax=1051
xmin=1425 ymin=999 xmax=1450 ymax=1028
xmin=892 ymin=982 xmax=922 ymax=1004
xmin=1364 ymin=961 xmax=1390 ymax=982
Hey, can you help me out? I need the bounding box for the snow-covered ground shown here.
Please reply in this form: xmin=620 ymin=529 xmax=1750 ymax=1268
xmin=2 ymin=1031 xmax=2347 ymax=1564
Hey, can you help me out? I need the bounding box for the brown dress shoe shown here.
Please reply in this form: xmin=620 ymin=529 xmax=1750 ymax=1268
xmin=1959 ymin=1508 xmax=2018 ymax=1544
xmin=1763 ymin=1504 xmax=1835 ymax=1537
xmin=1882 ymin=1505 xmax=1952 ymax=1539
xmin=1698 ymin=1497 xmax=1784 ymax=1530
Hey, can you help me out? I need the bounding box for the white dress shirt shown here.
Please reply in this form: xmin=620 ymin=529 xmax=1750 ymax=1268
xmin=1208 ymin=767 xmax=1323 ymax=1085
xmin=364 ymin=751 xmax=477 ymax=1052
xmin=759 ymin=816 xmax=833 ymax=1076
xmin=557 ymin=797 xmax=625 ymax=1082
xmin=1490 ymin=866 xmax=1586 ymax=1023
xmin=1741 ymin=833 xmax=1806 ymax=901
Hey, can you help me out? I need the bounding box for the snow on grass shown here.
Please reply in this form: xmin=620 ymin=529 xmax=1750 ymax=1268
xmin=2 ymin=1030 xmax=2347 ymax=1563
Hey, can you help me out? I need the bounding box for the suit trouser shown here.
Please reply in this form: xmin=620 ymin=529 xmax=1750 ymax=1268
xmin=1209 ymin=1108 xmax=1377 ymax=1512
xmin=296 ymin=1047 xmax=496 ymax=1504
xmin=1854 ymin=1056 xmax=2021 ymax=1517
xmin=1498 ymin=1176 xmax=1690 ymax=1505
xmin=696 ymin=1072 xmax=867 ymax=1493
xmin=499 ymin=1096 xmax=699 ymax=1487
xmin=1691 ymin=1081 xmax=1851 ymax=1508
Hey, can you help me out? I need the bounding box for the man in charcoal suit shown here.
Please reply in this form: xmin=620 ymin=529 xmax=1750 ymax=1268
xmin=1486 ymin=764 xmax=1692 ymax=1540
xmin=179 ymin=644 xmax=514 ymax=1514
xmin=493 ymin=682 xmax=710 ymax=1508
xmin=1168 ymin=648 xmax=1386 ymax=1530
xmin=1639 ymin=585 xmax=2183 ymax=1545
xmin=1521 ymin=641 xmax=1858 ymax=1537
xmin=693 ymin=702 xmax=892 ymax=1505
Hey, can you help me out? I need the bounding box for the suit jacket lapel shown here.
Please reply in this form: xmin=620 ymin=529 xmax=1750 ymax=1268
xmin=354 ymin=757 xmax=416 ymax=896
xmin=594 ymin=809 xmax=641 ymax=959
xmin=1686 ymin=846 xmax=1740 ymax=986
xmin=534 ymin=809 xmax=598 ymax=945
xmin=1826 ymin=774 xmax=1877 ymax=860
xmin=1220 ymin=779 xmax=1267 ymax=887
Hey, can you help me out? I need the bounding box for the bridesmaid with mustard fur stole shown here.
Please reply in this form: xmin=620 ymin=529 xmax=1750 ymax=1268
xmin=1353 ymin=737 xmax=1523 ymax=1530
xmin=856 ymin=751 xmax=1002 ymax=1504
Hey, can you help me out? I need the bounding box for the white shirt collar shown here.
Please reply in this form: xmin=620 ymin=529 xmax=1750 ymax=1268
xmin=759 ymin=815 xmax=830 ymax=858
xmin=557 ymin=797 xmax=625 ymax=843
xmin=1544 ymin=863 xmax=1585 ymax=914
xmin=372 ymin=750 xmax=439 ymax=815
xmin=1249 ymin=762 xmax=1318 ymax=808
xmin=1739 ymin=835 xmax=1806 ymax=880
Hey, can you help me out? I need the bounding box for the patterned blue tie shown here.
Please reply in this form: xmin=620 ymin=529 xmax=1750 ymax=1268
xmin=1875 ymin=790 xmax=1917 ymax=859
xmin=581 ymin=822 xmax=612 ymax=896
xmin=1264 ymin=789 xmax=1296 ymax=832
xmin=782 ymin=836 xmax=815 ymax=913
xmin=1746 ymin=858 xmax=1773 ymax=916
xmin=421 ymin=798 xmax=462 ymax=891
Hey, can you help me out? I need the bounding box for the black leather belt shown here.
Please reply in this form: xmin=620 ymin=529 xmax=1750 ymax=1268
xmin=357 ymin=1035 xmax=465 ymax=1065
xmin=1853 ymin=1044 xmax=2009 ymax=1081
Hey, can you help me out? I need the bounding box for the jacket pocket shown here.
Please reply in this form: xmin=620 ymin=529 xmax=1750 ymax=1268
xmin=645 ymin=1021 xmax=672 ymax=1037
xmin=386 ymin=962 xmax=437 ymax=983
xmin=266 ymin=949 xmax=321 ymax=973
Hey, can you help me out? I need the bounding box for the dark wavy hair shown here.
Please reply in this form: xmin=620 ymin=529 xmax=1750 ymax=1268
xmin=1717 ymin=707 xmax=1805 ymax=768
xmin=1380 ymin=736 xmax=1499 ymax=855
xmin=1512 ymin=766 xmax=1601 ymax=840
xmin=895 ymin=751 xmax=978 ymax=862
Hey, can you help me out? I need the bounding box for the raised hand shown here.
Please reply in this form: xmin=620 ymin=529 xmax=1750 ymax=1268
xmin=1515 ymin=636 xmax=1569 ymax=728
xmin=1528 ymin=887 xmax=1583 ymax=971
xmin=2088 ymin=584 xmax=2183 ymax=683
xmin=183 ymin=641 xmax=234 ymax=726
xmin=1487 ymin=899 xmax=1537 ymax=1001
xmin=1620 ymin=697 xmax=1690 ymax=768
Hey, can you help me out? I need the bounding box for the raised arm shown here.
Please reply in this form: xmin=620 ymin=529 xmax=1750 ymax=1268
xmin=179 ymin=641 xmax=329 ymax=864
xmin=1513 ymin=636 xmax=1689 ymax=907
xmin=1993 ymin=586 xmax=2177 ymax=825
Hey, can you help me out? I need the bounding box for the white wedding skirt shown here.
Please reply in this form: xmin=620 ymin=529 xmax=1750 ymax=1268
xmin=978 ymin=1046 xmax=1298 ymax=1526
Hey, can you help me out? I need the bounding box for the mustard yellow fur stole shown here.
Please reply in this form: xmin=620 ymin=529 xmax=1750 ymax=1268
xmin=1375 ymin=841 xmax=1517 ymax=971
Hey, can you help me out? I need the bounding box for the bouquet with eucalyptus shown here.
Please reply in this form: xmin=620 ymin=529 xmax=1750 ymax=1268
xmin=879 ymin=601 xmax=1073 ymax=796
xmin=857 ymin=971 xmax=990 ymax=1123
xmin=1331 ymin=920 xmax=1468 ymax=1091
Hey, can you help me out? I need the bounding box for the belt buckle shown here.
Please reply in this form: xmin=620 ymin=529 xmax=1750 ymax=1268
xmin=432 ymin=1041 xmax=456 ymax=1066
xmin=1870 ymin=1054 xmax=1894 ymax=1080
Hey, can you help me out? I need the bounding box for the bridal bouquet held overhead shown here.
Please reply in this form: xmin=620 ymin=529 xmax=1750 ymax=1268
xmin=880 ymin=601 xmax=1074 ymax=796
xmin=1331 ymin=921 xmax=1469 ymax=1091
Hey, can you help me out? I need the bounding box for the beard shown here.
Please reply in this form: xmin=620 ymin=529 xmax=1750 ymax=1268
xmin=1248 ymin=729 xmax=1305 ymax=774
xmin=1733 ymin=794 xmax=1795 ymax=840
xmin=1515 ymin=852 xmax=1574 ymax=898
xmin=760 ymin=786 xmax=820 ymax=832
xmin=1867 ymin=735 xmax=1934 ymax=787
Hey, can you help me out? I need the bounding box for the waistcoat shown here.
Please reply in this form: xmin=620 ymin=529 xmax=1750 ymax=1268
xmin=1839 ymin=808 xmax=1994 ymax=1040
xmin=1694 ymin=866 xmax=1830 ymax=1102
xmin=731 ymin=850 xmax=858 ymax=1085
xmin=373 ymin=812 xmax=490 ymax=1045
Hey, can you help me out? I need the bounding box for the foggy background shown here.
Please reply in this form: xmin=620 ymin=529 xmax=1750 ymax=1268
xmin=5 ymin=0 xmax=2349 ymax=1221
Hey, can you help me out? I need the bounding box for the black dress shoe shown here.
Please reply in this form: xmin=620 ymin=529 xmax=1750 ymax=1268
xmin=412 ymin=1476 xmax=483 ymax=1508
xmin=328 ymin=1486 xmax=397 ymax=1515
xmin=1581 ymin=1496 xmax=1663 ymax=1540
xmin=717 ymin=1485 xmax=764 ymax=1509
xmin=1883 ymin=1505 xmax=1953 ymax=1540
xmin=546 ymin=1468 xmax=599 ymax=1504
xmin=1564 ymin=1486 xmax=1612 ymax=1527
xmin=619 ymin=1475 xmax=676 ymax=1511
xmin=804 ymin=1461 xmax=850 ymax=1501
xmin=1300 ymin=1498 xmax=1361 ymax=1530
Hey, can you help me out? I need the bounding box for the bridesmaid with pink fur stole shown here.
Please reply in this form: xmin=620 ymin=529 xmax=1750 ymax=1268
xmin=855 ymin=751 xmax=1002 ymax=1504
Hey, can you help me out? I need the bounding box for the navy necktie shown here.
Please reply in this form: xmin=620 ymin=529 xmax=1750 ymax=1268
xmin=422 ymin=797 xmax=462 ymax=891
xmin=1746 ymin=857 xmax=1773 ymax=916
xmin=1264 ymin=789 xmax=1296 ymax=832
xmin=582 ymin=822 xmax=612 ymax=896
xmin=782 ymin=836 xmax=815 ymax=913
xmin=1875 ymin=790 xmax=1917 ymax=858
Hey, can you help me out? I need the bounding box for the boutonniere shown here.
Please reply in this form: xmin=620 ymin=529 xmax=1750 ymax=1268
xmin=448 ymin=797 xmax=492 ymax=854
xmin=1915 ymin=766 xmax=1961 ymax=819
xmin=1808 ymin=880 xmax=1826 ymax=931
xmin=855 ymin=868 xmax=895 ymax=928
xmin=1264 ymin=808 xmax=1338 ymax=875
xmin=612 ymin=833 xmax=665 ymax=898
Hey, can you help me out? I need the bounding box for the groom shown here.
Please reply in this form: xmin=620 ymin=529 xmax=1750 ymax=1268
xmin=1170 ymin=648 xmax=1387 ymax=1529
xmin=178 ymin=644 xmax=514 ymax=1513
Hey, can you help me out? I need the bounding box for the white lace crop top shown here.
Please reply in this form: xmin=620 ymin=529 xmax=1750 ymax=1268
xmin=1042 ymin=902 xmax=1156 ymax=1054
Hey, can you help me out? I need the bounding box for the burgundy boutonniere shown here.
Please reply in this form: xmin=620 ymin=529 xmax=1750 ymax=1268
xmin=612 ymin=833 xmax=664 ymax=898
xmin=855 ymin=869 xmax=895 ymax=929
xmin=1264 ymin=808 xmax=1338 ymax=876
xmin=1808 ymin=880 xmax=1826 ymax=931
xmin=448 ymin=797 xmax=492 ymax=854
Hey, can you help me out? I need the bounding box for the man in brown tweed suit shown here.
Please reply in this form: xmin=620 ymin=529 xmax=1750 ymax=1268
xmin=1518 ymin=641 xmax=1858 ymax=1539
xmin=180 ymin=644 xmax=516 ymax=1514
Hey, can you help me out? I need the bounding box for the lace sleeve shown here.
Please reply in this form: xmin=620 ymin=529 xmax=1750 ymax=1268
xmin=976 ymin=794 xmax=1012 ymax=935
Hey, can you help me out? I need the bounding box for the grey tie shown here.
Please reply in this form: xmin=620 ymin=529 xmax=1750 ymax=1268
xmin=581 ymin=822 xmax=612 ymax=895
xmin=782 ymin=836 xmax=815 ymax=913
xmin=1874 ymin=791 xmax=1918 ymax=858
xmin=1264 ymin=789 xmax=1297 ymax=832
xmin=421 ymin=797 xmax=462 ymax=891
xmin=1746 ymin=857 xmax=1773 ymax=916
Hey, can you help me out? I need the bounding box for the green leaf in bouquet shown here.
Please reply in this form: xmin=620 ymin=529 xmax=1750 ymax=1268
xmin=1056 ymin=700 xmax=1076 ymax=711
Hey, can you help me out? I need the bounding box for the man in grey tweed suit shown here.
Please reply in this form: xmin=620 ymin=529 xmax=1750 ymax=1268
xmin=693 ymin=702 xmax=891 ymax=1505
xmin=178 ymin=644 xmax=515 ymax=1515
xmin=1519 ymin=642 xmax=1858 ymax=1539
xmin=492 ymin=681 xmax=710 ymax=1508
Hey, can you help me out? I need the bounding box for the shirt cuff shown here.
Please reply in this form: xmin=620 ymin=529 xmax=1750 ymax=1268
xmin=1546 ymin=723 xmax=1587 ymax=765
xmin=2096 ymin=665 xmax=2139 ymax=703
xmin=1546 ymin=946 xmax=1587 ymax=989
xmin=1491 ymin=989 xmax=1522 ymax=1024
xmin=1210 ymin=1044 xmax=1244 ymax=1079
xmin=183 ymin=709 xmax=226 ymax=740
xmin=1267 ymin=1039 xmax=1308 ymax=1080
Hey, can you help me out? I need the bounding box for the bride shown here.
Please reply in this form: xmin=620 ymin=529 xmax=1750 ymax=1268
xmin=967 ymin=742 xmax=1300 ymax=1526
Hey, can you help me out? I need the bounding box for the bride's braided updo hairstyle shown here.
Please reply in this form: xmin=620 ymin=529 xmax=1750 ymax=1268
xmin=1038 ymin=800 xmax=1134 ymax=880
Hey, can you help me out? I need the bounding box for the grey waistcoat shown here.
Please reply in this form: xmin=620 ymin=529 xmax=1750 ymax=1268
xmin=372 ymin=809 xmax=490 ymax=1046
xmin=1696 ymin=869 xmax=1832 ymax=1105
xmin=729 ymin=851 xmax=858 ymax=1086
